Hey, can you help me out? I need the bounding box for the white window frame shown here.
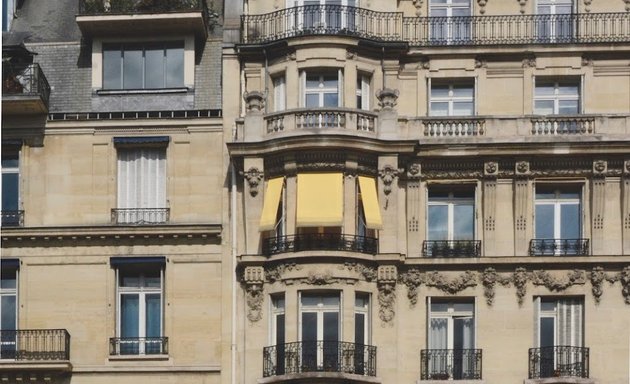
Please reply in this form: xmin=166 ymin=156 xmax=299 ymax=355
xmin=298 ymin=292 xmax=341 ymax=368
xmin=427 ymin=189 xmax=476 ymax=241
xmin=356 ymin=74 xmax=370 ymax=110
xmin=429 ymin=0 xmax=472 ymax=42
xmin=270 ymin=295 xmax=286 ymax=346
xmin=354 ymin=292 xmax=370 ymax=346
xmin=534 ymin=297 xmax=584 ymax=348
xmin=429 ymin=82 xmax=475 ymax=117
xmin=427 ymin=299 xmax=475 ymax=350
xmin=301 ymin=70 xmax=342 ymax=108
xmin=536 ymin=0 xmax=574 ymax=15
xmin=273 ymin=75 xmax=286 ymax=112
xmin=534 ymin=80 xmax=580 ymax=115
xmin=1 ymin=150 xmax=20 ymax=212
xmin=115 ymin=268 xmax=164 ymax=355
xmin=534 ymin=186 xmax=582 ymax=240
xmin=0 ymin=267 xmax=18 ymax=358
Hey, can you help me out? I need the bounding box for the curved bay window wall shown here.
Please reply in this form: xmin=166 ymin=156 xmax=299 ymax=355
xmin=260 ymin=173 xmax=381 ymax=256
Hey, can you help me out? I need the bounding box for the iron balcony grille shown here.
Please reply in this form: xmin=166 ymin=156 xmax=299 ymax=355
xmin=423 ymin=240 xmax=481 ymax=258
xmin=242 ymin=8 xmax=630 ymax=46
xmin=529 ymin=239 xmax=590 ymax=256
xmin=2 ymin=63 xmax=51 ymax=107
xmin=420 ymin=349 xmax=482 ymax=380
xmin=0 ymin=329 xmax=70 ymax=361
xmin=111 ymin=208 xmax=170 ymax=225
xmin=528 ymin=346 xmax=589 ymax=379
xmin=78 ymin=0 xmax=208 ymax=16
xmin=1 ymin=210 xmax=24 ymax=227
xmin=262 ymin=234 xmax=378 ymax=256
xmin=109 ymin=337 xmax=168 ymax=355
xmin=263 ymin=341 xmax=377 ymax=377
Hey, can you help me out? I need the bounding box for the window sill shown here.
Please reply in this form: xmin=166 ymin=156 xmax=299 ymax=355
xmin=108 ymin=354 xmax=170 ymax=361
xmin=96 ymin=88 xmax=189 ymax=95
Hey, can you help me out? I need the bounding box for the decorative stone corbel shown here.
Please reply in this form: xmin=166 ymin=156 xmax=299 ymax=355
xmin=243 ymin=91 xmax=265 ymax=112
xmin=377 ymin=265 xmax=397 ymax=324
xmin=581 ymin=56 xmax=594 ymax=66
xmin=378 ymin=165 xmax=401 ymax=195
xmin=243 ymin=167 xmax=263 ymax=197
xmin=608 ymin=266 xmax=630 ymax=304
xmin=515 ymin=161 xmax=530 ymax=177
xmin=590 ymin=267 xmax=607 ymax=304
xmin=593 ymin=160 xmax=607 ymax=175
xmin=412 ymin=0 xmax=423 ymax=16
xmin=484 ymin=161 xmax=498 ymax=178
xmin=477 ymin=0 xmax=488 ymax=14
xmin=522 ymin=57 xmax=536 ymax=68
xmin=625 ymin=0 xmax=630 ymax=12
xmin=376 ymin=88 xmax=399 ymax=110
xmin=592 ymin=160 xmax=607 ymax=232
xmin=243 ymin=266 xmax=265 ymax=322
xmin=516 ymin=0 xmax=528 ymax=14
xmin=475 ymin=57 xmax=487 ymax=68
xmin=583 ymin=0 xmax=592 ymax=12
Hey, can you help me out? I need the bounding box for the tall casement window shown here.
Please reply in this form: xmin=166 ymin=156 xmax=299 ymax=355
xmin=429 ymin=81 xmax=474 ymax=116
xmin=534 ymin=80 xmax=580 ymax=115
xmin=429 ymin=0 xmax=471 ymax=43
xmin=103 ymin=42 xmax=184 ymax=90
xmin=273 ymin=75 xmax=286 ymax=112
xmin=533 ymin=297 xmax=584 ymax=378
xmin=0 ymin=260 xmax=18 ymax=359
xmin=291 ymin=0 xmax=357 ymax=31
xmin=112 ymin=258 xmax=165 ymax=355
xmin=354 ymin=293 xmax=370 ymax=374
xmin=537 ymin=0 xmax=574 ymax=42
xmin=114 ymin=137 xmax=168 ymax=224
xmin=425 ymin=299 xmax=477 ymax=380
xmin=303 ymin=71 xmax=341 ymax=108
xmin=270 ymin=295 xmax=286 ymax=374
xmin=1 ymin=146 xmax=20 ymax=226
xmin=356 ymin=74 xmax=370 ymax=110
xmin=533 ymin=185 xmax=585 ymax=255
xmin=300 ymin=293 xmax=340 ymax=371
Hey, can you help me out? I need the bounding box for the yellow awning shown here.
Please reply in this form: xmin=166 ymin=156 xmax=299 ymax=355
xmin=358 ymin=176 xmax=383 ymax=230
xmin=259 ymin=177 xmax=284 ymax=231
xmin=296 ymin=173 xmax=343 ymax=227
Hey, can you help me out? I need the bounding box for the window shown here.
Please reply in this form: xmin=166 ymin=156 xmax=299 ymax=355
xmin=534 ymin=80 xmax=580 ymax=115
xmin=2 ymin=0 xmax=15 ymax=32
xmin=534 ymin=297 xmax=584 ymax=378
xmin=426 ymin=299 xmax=476 ymax=380
xmin=1 ymin=148 xmax=20 ymax=226
xmin=427 ymin=188 xmax=475 ymax=241
xmin=429 ymin=81 xmax=474 ymax=116
xmin=300 ymin=293 xmax=340 ymax=371
xmin=429 ymin=0 xmax=471 ymax=43
xmin=1 ymin=261 xmax=18 ymax=359
xmin=291 ymin=0 xmax=357 ymax=31
xmin=270 ymin=295 xmax=286 ymax=374
xmin=115 ymin=138 xmax=168 ymax=224
xmin=534 ymin=185 xmax=584 ymax=255
xmin=537 ymin=0 xmax=574 ymax=42
xmin=273 ymin=75 xmax=286 ymax=112
xmin=114 ymin=261 xmax=164 ymax=355
xmin=103 ymin=42 xmax=184 ymax=90
xmin=303 ymin=71 xmax=341 ymax=108
xmin=356 ymin=74 xmax=370 ymax=110
xmin=354 ymin=293 xmax=370 ymax=375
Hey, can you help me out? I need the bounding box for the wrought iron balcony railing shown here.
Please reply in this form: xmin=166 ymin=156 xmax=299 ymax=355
xmin=529 ymin=239 xmax=590 ymax=256
xmin=528 ymin=346 xmax=589 ymax=379
xmin=1 ymin=210 xmax=24 ymax=227
xmin=2 ymin=64 xmax=51 ymax=107
xmin=242 ymin=8 xmax=630 ymax=46
xmin=78 ymin=0 xmax=208 ymax=16
xmin=263 ymin=341 xmax=377 ymax=377
xmin=531 ymin=116 xmax=595 ymax=135
xmin=109 ymin=337 xmax=168 ymax=355
xmin=420 ymin=349 xmax=482 ymax=380
xmin=262 ymin=234 xmax=378 ymax=256
xmin=111 ymin=208 xmax=170 ymax=225
xmin=0 ymin=329 xmax=70 ymax=361
xmin=423 ymin=240 xmax=481 ymax=258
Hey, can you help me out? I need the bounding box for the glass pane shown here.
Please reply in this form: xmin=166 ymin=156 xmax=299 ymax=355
xmin=144 ymin=47 xmax=164 ymax=89
xmin=103 ymin=47 xmax=121 ymax=89
xmin=452 ymin=8 xmax=471 ymax=16
xmin=323 ymin=92 xmax=338 ymax=107
xmin=306 ymin=75 xmax=320 ymax=88
xmin=452 ymin=85 xmax=473 ymax=97
xmin=541 ymin=300 xmax=556 ymax=312
xmin=535 ymin=84 xmax=555 ymax=96
xmin=276 ymin=314 xmax=285 ymax=345
xmin=560 ymin=204 xmax=580 ymax=239
xmin=0 ymin=275 xmax=16 ymax=289
xmin=558 ymin=100 xmax=578 ymax=114
xmin=143 ymin=271 xmax=161 ymax=288
xmin=429 ymin=318 xmax=448 ymax=349
xmin=1 ymin=296 xmax=16 ymax=330
xmin=559 ymin=190 xmax=580 ymax=199
xmin=301 ymin=312 xmax=317 ymax=340
xmin=453 ymin=203 xmax=474 ymax=240
xmin=355 ymin=313 xmax=365 ymax=345
xmin=453 ymin=317 xmax=474 ymax=349
xmin=452 ymin=101 xmax=473 ymax=116
xmin=123 ymin=46 xmax=143 ymax=89
xmin=1 ymin=156 xmax=18 ymax=168
xmin=274 ymin=297 xmax=285 ymax=310
xmin=305 ymin=93 xmax=320 ymax=108
xmin=121 ymin=294 xmax=140 ymax=338
xmin=355 ymin=294 xmax=368 ymax=308
xmin=453 ymin=302 xmax=474 ymax=312
xmin=323 ymin=312 xmax=339 ymax=341
xmin=322 ymin=295 xmax=340 ymax=306
xmin=120 ymin=273 xmax=140 ymax=288
xmin=165 ymin=45 xmax=184 ymax=88
xmin=2 ymin=173 xmax=19 ymax=210
xmin=534 ymin=100 xmax=554 ymax=115
xmin=431 ymin=85 xmax=449 ymax=98
xmin=536 ymin=188 xmax=557 ymax=199
xmin=301 ymin=295 xmax=319 ymax=307
xmin=540 ymin=317 xmax=555 ymax=347
xmin=430 ymin=302 xmax=449 ymax=312
xmin=322 ymin=75 xmax=337 ymax=88
xmin=429 ymin=102 xmax=448 ymax=116
xmin=145 ymin=294 xmax=161 ymax=338
xmin=558 ymin=84 xmax=578 ymax=95
xmin=535 ymin=204 xmax=555 ymax=238
xmin=428 ymin=205 xmax=448 ymax=240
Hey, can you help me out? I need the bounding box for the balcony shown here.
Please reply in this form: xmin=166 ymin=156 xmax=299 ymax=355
xmin=263 ymin=341 xmax=377 ymax=377
xmin=266 ymin=108 xmax=377 ymax=135
xmin=529 ymin=239 xmax=590 ymax=256
xmin=262 ymin=234 xmax=378 ymax=256
xmin=109 ymin=337 xmax=168 ymax=356
xmin=76 ymin=0 xmax=209 ymax=39
xmin=242 ymin=7 xmax=630 ymax=46
xmin=111 ymin=208 xmax=170 ymax=225
xmin=2 ymin=64 xmax=51 ymax=115
xmin=531 ymin=116 xmax=595 ymax=135
xmin=0 ymin=329 xmax=70 ymax=361
xmin=423 ymin=240 xmax=481 ymax=258
xmin=423 ymin=118 xmax=485 ymax=137
xmin=1 ymin=210 xmax=24 ymax=227
xmin=528 ymin=346 xmax=589 ymax=379
xmin=420 ymin=349 xmax=482 ymax=380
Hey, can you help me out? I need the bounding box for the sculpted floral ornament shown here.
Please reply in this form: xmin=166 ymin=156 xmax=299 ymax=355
xmin=243 ymin=167 xmax=263 ymax=197
xmin=265 ymin=263 xmax=301 ymax=283
xmin=379 ymin=165 xmax=401 ymax=195
xmin=608 ymin=266 xmax=630 ymax=304
xmin=243 ymin=266 xmax=265 ymax=322
xmin=593 ymin=160 xmax=607 ymax=175
xmin=377 ymin=266 xmax=397 ymax=324
xmin=481 ymin=268 xmax=511 ymax=306
xmin=399 ymin=268 xmax=424 ymax=307
xmin=531 ymin=269 xmax=587 ymax=291
xmin=341 ymin=262 xmax=377 ymax=282
xmin=516 ymin=161 xmax=530 ymax=175
xmin=376 ymin=88 xmax=400 ymax=110
xmin=424 ymin=271 xmax=478 ymax=294
xmin=512 ymin=267 xmax=528 ymax=306
xmin=589 ymin=267 xmax=607 ymax=304
xmin=484 ymin=161 xmax=498 ymax=177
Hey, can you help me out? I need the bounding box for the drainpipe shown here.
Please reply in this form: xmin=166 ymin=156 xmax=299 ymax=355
xmin=230 ymin=122 xmax=238 ymax=384
xmin=263 ymin=48 xmax=269 ymax=114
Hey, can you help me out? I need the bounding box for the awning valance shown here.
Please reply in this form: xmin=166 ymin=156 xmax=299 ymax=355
xmin=110 ymin=256 xmax=166 ymax=266
xmin=358 ymin=176 xmax=383 ymax=230
xmin=259 ymin=177 xmax=284 ymax=232
xmin=296 ymin=173 xmax=343 ymax=227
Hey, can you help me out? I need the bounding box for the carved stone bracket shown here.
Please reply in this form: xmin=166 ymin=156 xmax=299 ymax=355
xmin=515 ymin=161 xmax=530 ymax=177
xmin=522 ymin=56 xmax=536 ymax=68
xmin=243 ymin=167 xmax=264 ymax=197
xmin=243 ymin=91 xmax=265 ymax=112
xmin=377 ymin=266 xmax=397 ymax=324
xmin=593 ymin=160 xmax=607 ymax=176
xmin=583 ymin=0 xmax=592 ymax=12
xmin=481 ymin=268 xmax=511 ymax=306
xmin=530 ymin=269 xmax=587 ymax=291
xmin=379 ymin=165 xmax=401 ymax=195
xmin=412 ymin=0 xmax=423 ymax=16
xmin=625 ymin=0 xmax=630 ymax=12
xmin=407 ymin=163 xmax=422 ymax=179
xmin=517 ymin=0 xmax=528 ymax=14
xmin=484 ymin=161 xmax=498 ymax=178
xmin=589 ymin=266 xmax=609 ymax=304
xmin=243 ymin=266 xmax=265 ymax=322
xmin=477 ymin=0 xmax=488 ymax=14
xmin=376 ymin=88 xmax=400 ymax=110
xmin=513 ymin=267 xmax=529 ymax=306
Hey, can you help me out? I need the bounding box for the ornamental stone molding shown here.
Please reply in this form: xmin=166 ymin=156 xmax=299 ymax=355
xmin=593 ymin=160 xmax=607 ymax=176
xmin=265 ymin=262 xmax=302 ymax=283
xmin=411 ymin=0 xmax=423 ymax=16
xmin=513 ymin=267 xmax=529 ymax=306
xmin=484 ymin=161 xmax=498 ymax=178
xmin=481 ymin=268 xmax=512 ymax=306
xmin=522 ymin=56 xmax=536 ymax=67
xmin=477 ymin=0 xmax=488 ymax=14
xmin=243 ymin=167 xmax=264 ymax=197
xmin=530 ymin=269 xmax=587 ymax=291
xmin=515 ymin=161 xmax=530 ymax=177
xmin=399 ymin=269 xmax=423 ymax=307
xmin=583 ymin=0 xmax=592 ymax=12
xmin=407 ymin=163 xmax=421 ymax=179
xmin=377 ymin=266 xmax=397 ymax=324
xmin=379 ymin=165 xmax=401 ymax=195
xmin=517 ymin=0 xmax=528 ymax=14
xmin=425 ymin=271 xmax=478 ymax=294
xmin=243 ymin=91 xmax=265 ymax=112
xmin=376 ymin=88 xmax=399 ymax=110
xmin=589 ymin=267 xmax=608 ymax=304
xmin=608 ymin=266 xmax=630 ymax=304
xmin=243 ymin=266 xmax=265 ymax=322
xmin=625 ymin=0 xmax=630 ymax=12
xmin=341 ymin=262 xmax=377 ymax=282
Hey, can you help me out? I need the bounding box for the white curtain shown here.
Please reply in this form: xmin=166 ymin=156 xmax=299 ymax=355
xmin=429 ymin=319 xmax=447 ymax=349
xmin=558 ymin=298 xmax=583 ymax=347
xmin=117 ymin=148 xmax=166 ymax=209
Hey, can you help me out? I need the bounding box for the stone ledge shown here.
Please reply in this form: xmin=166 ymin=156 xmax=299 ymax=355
xmin=258 ymin=371 xmax=381 ymax=384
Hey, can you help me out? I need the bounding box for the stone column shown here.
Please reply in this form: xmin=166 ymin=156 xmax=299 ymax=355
xmin=591 ymin=160 xmax=607 ymax=255
xmin=483 ymin=161 xmax=498 ymax=256
xmin=243 ymin=91 xmax=266 ymax=141
xmin=514 ymin=161 xmax=531 ymax=256
xmin=406 ymin=163 xmax=422 ymax=257
xmin=344 ymin=156 xmax=358 ymax=236
xmin=243 ymin=158 xmax=264 ymax=254
xmin=284 ymin=157 xmax=298 ymax=237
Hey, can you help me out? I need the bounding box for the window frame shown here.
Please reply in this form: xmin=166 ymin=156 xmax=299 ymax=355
xmin=426 ymin=187 xmax=476 ymax=241
xmin=273 ymin=74 xmax=287 ymax=112
xmin=534 ymin=79 xmax=581 ymax=115
xmin=534 ymin=184 xmax=582 ymax=241
xmin=429 ymin=0 xmax=472 ymax=43
xmin=356 ymin=74 xmax=370 ymax=110
xmin=1 ymin=148 xmax=20 ymax=213
xmin=427 ymin=298 xmax=476 ymax=350
xmin=301 ymin=70 xmax=342 ymax=108
xmin=354 ymin=292 xmax=370 ymax=346
xmin=116 ymin=146 xmax=168 ymax=210
xmin=0 ymin=266 xmax=18 ymax=359
xmin=534 ymin=296 xmax=584 ymax=348
xmin=429 ymin=80 xmax=475 ymax=117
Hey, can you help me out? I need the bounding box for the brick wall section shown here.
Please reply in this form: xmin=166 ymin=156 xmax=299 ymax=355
xmin=28 ymin=43 xmax=92 ymax=113
xmin=195 ymin=38 xmax=223 ymax=110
